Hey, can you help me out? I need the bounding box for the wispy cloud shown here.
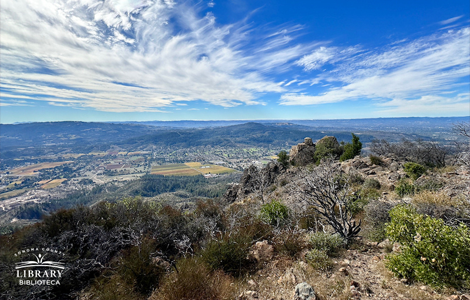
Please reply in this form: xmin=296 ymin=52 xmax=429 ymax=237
xmin=439 ymin=15 xmax=464 ymax=25
xmin=0 ymin=0 xmax=312 ymax=112
xmin=281 ymin=28 xmax=470 ymax=113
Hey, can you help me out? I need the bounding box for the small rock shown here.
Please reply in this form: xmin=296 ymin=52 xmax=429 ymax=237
xmin=338 ymin=267 xmax=349 ymax=275
xmin=238 ymin=291 xmax=259 ymax=300
xmin=341 ymin=259 xmax=350 ymax=266
xmin=392 ymin=242 xmax=401 ymax=252
xmin=248 ymin=240 xmax=274 ymax=263
xmin=350 ymin=280 xmax=361 ymax=290
xmin=294 ymin=282 xmax=316 ymax=300
xmin=372 ymin=256 xmax=381 ymax=261
xmin=247 ymin=279 xmax=258 ymax=288
xmin=378 ymin=239 xmax=391 ymax=249
xmin=400 ymin=278 xmax=408 ymax=284
xmin=461 ymin=295 xmax=470 ymax=300
xmin=447 ymin=296 xmax=459 ymax=300
xmin=419 ymin=285 xmax=427 ymax=291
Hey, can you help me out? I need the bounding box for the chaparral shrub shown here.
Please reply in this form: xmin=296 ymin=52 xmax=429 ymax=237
xmin=385 ymin=205 xmax=470 ymax=288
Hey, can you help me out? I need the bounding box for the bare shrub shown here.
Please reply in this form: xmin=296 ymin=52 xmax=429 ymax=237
xmin=370 ymin=139 xmax=447 ymax=167
xmin=290 ymin=159 xmax=361 ymax=244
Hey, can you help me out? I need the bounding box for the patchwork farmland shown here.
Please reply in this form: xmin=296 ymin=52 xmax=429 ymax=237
xmin=151 ymin=162 xmax=236 ymax=176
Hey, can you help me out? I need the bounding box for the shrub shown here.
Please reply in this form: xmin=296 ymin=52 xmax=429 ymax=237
xmin=150 ymin=257 xmax=235 ymax=300
xmin=314 ymin=136 xmax=343 ymax=163
xmin=340 ymin=133 xmax=362 ymax=161
xmin=273 ymin=228 xmax=307 ymax=257
xmin=369 ymin=155 xmax=384 ymax=166
xmin=385 ymin=205 xmax=470 ymax=287
xmin=260 ymin=200 xmax=289 ymax=227
xmin=414 ymin=177 xmax=444 ymax=192
xmin=395 ymin=180 xmax=415 ymax=197
xmin=201 ymin=232 xmax=253 ymax=276
xmin=308 ymin=232 xmax=344 ymax=256
xmin=277 ymin=150 xmax=290 ymax=167
xmin=404 ymin=162 xmax=426 ymax=180
xmin=305 ymin=249 xmax=333 ymax=271
xmin=363 ymin=178 xmax=381 ymax=190
xmin=363 ymin=201 xmax=395 ymax=242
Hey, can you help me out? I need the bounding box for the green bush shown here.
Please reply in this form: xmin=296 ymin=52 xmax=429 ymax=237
xmin=369 ymin=155 xmax=384 ymax=166
xmin=363 ymin=178 xmax=381 ymax=190
xmin=404 ymin=162 xmax=426 ymax=180
xmin=305 ymin=249 xmax=333 ymax=271
xmin=308 ymin=232 xmax=344 ymax=256
xmin=385 ymin=205 xmax=470 ymax=287
xmin=201 ymin=233 xmax=252 ymax=276
xmin=277 ymin=150 xmax=289 ymax=167
xmin=340 ymin=133 xmax=362 ymax=161
xmin=395 ymin=180 xmax=416 ymax=197
xmin=260 ymin=200 xmax=289 ymax=227
xmin=314 ymin=136 xmax=343 ymax=163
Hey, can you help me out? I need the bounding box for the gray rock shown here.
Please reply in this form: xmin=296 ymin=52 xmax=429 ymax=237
xmin=294 ymin=282 xmax=316 ymax=300
xmin=289 ymin=138 xmax=316 ymax=166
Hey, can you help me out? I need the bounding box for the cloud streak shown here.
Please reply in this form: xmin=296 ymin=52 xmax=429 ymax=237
xmin=0 ymin=0 xmax=311 ymax=112
xmin=280 ymin=28 xmax=470 ymax=113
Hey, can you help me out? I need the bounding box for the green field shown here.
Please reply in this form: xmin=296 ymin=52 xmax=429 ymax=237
xmin=0 ymin=189 xmax=29 ymax=200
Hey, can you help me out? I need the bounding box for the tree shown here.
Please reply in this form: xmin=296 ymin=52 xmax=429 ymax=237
xmin=277 ymin=150 xmax=289 ymax=167
xmin=290 ymin=159 xmax=361 ymax=244
xmin=340 ymin=133 xmax=362 ymax=161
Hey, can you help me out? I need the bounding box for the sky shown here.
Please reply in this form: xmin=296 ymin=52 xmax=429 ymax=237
xmin=1 ymin=0 xmax=469 ymax=123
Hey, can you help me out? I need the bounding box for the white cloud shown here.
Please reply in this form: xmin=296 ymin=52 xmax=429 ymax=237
xmin=281 ymin=28 xmax=470 ymax=111
xmin=439 ymin=15 xmax=464 ymax=25
xmin=0 ymin=0 xmax=312 ymax=112
xmin=295 ymin=47 xmax=335 ymax=71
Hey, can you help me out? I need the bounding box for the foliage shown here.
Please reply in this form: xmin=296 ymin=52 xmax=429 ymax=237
xmin=404 ymin=162 xmax=426 ymax=180
xmin=340 ymin=133 xmax=362 ymax=161
xmin=369 ymin=154 xmax=384 ymax=166
xmin=200 ymin=233 xmax=252 ymax=276
xmin=260 ymin=200 xmax=289 ymax=227
xmin=305 ymin=249 xmax=333 ymax=271
xmin=308 ymin=232 xmax=344 ymax=256
xmin=150 ymin=257 xmax=235 ymax=300
xmin=277 ymin=150 xmax=289 ymax=167
xmin=395 ymin=180 xmax=416 ymax=197
xmin=385 ymin=205 xmax=470 ymax=287
xmin=364 ymin=201 xmax=395 ymax=242
xmin=363 ymin=178 xmax=381 ymax=190
xmin=313 ymin=137 xmax=344 ymax=163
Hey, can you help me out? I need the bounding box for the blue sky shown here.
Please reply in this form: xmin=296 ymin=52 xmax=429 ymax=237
xmin=1 ymin=0 xmax=469 ymax=123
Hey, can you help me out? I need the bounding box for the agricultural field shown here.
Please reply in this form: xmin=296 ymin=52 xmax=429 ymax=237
xmin=0 ymin=188 xmax=29 ymax=200
xmin=8 ymin=161 xmax=73 ymax=176
xmin=150 ymin=162 xmax=236 ymax=176
xmin=41 ymin=179 xmax=68 ymax=189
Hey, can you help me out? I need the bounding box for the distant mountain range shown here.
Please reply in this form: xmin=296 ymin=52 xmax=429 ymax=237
xmin=1 ymin=117 xmax=467 ymax=152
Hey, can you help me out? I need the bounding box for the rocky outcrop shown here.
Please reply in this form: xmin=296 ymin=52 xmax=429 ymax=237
xmin=224 ymin=161 xmax=285 ymax=203
xmin=289 ymin=137 xmax=316 ymax=166
xmin=248 ymin=240 xmax=274 ymax=263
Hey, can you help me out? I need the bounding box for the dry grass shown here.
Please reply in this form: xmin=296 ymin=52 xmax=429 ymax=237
xmin=151 ymin=162 xmax=236 ymax=176
xmin=196 ymin=164 xmax=236 ymax=175
xmin=41 ymin=178 xmax=67 ymax=189
xmin=184 ymin=162 xmax=202 ymax=167
xmin=150 ymin=257 xmax=236 ymax=300
xmin=152 ymin=169 xmax=201 ymax=176
xmin=10 ymin=161 xmax=73 ymax=176
xmin=412 ymin=190 xmax=469 ymax=208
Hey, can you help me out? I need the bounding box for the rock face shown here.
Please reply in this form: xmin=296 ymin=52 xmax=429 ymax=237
xmin=294 ymin=282 xmax=316 ymax=300
xmin=223 ymin=161 xmax=285 ymax=203
xmin=289 ymin=137 xmax=316 ymax=166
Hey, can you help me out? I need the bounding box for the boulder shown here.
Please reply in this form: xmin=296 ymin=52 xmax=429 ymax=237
xmin=289 ymin=137 xmax=316 ymax=166
xmin=294 ymin=282 xmax=316 ymax=300
xmin=238 ymin=291 xmax=259 ymax=300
